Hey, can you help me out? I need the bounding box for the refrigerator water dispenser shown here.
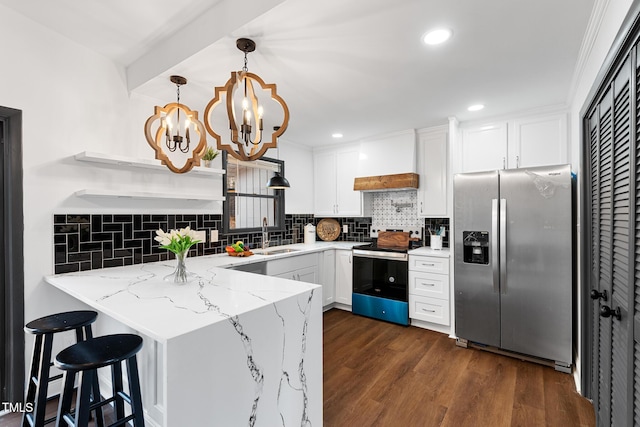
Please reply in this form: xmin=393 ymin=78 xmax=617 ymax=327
xmin=462 ymin=231 xmax=489 ymax=264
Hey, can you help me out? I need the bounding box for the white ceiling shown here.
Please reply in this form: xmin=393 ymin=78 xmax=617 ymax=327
xmin=0 ymin=0 xmax=596 ymax=147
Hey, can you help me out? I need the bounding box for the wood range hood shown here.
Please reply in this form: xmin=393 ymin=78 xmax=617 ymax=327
xmin=353 ymin=173 xmax=419 ymax=192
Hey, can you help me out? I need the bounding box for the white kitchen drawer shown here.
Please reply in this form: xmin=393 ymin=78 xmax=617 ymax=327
xmin=409 ymin=271 xmax=449 ymax=299
xmin=409 ymin=295 xmax=450 ymax=326
xmin=409 ymin=255 xmax=449 ymax=274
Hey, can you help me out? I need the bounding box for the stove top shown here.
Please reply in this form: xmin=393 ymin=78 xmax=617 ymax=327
xmin=353 ymin=242 xmax=410 ymax=254
xmin=357 ymin=225 xmax=423 ymax=253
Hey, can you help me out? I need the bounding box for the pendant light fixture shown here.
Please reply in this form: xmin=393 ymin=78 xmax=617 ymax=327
xmin=204 ymin=38 xmax=290 ymax=162
xmin=266 ymin=126 xmax=290 ymax=189
xmin=144 ymin=75 xmax=207 ymax=173
xmin=266 ymin=171 xmax=290 ymax=189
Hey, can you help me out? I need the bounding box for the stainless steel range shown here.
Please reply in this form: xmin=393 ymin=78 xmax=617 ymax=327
xmin=352 ymin=226 xmax=421 ymax=325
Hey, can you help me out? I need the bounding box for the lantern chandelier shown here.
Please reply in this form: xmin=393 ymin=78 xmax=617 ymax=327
xmin=204 ymin=38 xmax=290 ymax=162
xmin=144 ymin=75 xmax=207 ymax=173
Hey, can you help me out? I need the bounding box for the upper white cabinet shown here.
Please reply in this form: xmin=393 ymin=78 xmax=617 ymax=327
xmin=458 ymin=111 xmax=568 ymax=173
xmin=509 ymin=113 xmax=568 ymax=168
xmin=416 ymin=125 xmax=448 ymax=217
xmin=313 ymin=144 xmax=362 ymax=216
xmin=460 ymin=122 xmax=508 ymax=172
xmin=357 ymin=129 xmax=416 ymax=176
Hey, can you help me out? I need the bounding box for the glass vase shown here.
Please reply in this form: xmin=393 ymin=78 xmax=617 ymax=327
xmin=164 ymin=251 xmax=194 ymax=283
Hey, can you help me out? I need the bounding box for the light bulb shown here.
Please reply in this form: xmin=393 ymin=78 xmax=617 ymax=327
xmin=257 ymin=105 xmax=264 ymax=118
xmin=242 ymin=97 xmax=249 ymax=110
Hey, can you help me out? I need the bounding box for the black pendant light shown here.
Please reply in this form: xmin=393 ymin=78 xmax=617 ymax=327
xmin=267 ymin=171 xmax=290 ymax=189
xmin=266 ymin=126 xmax=290 ymax=189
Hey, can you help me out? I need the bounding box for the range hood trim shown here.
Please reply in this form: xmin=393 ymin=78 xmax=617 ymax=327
xmin=353 ymin=173 xmax=419 ymax=192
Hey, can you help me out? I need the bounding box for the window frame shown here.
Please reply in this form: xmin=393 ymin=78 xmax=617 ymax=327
xmin=222 ymin=151 xmax=286 ymax=234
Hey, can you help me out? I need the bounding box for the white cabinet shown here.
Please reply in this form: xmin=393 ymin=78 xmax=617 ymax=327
xmin=313 ymin=145 xmax=362 ymax=216
xmin=334 ymin=250 xmax=352 ymax=307
xmin=319 ymin=250 xmax=336 ymax=307
xmin=416 ymin=126 xmax=448 ymax=217
xmin=408 ymin=254 xmax=450 ymax=328
xmin=509 ymin=113 xmax=568 ymax=168
xmin=459 ymin=111 xmax=568 ymax=173
xmin=266 ymin=253 xmax=319 ymax=284
xmin=460 ymin=122 xmax=508 ymax=172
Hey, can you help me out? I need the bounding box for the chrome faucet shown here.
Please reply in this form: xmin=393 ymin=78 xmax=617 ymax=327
xmin=262 ymin=217 xmax=270 ymax=249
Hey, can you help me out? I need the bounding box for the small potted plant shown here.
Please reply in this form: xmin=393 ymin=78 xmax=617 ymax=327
xmin=202 ymin=146 xmax=219 ymax=167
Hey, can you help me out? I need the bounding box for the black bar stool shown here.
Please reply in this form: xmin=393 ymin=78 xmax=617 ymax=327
xmin=54 ymin=334 xmax=145 ymax=427
xmin=22 ymin=310 xmax=103 ymax=427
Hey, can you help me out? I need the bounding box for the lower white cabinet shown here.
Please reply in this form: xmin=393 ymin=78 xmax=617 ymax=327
xmin=266 ymin=253 xmax=319 ymax=284
xmin=319 ymin=250 xmax=336 ymax=306
xmin=409 ymin=295 xmax=450 ymax=325
xmin=408 ymin=254 xmax=450 ymax=327
xmin=335 ymin=250 xmax=352 ymax=306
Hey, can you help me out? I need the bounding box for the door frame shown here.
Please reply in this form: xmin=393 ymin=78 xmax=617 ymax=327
xmin=0 ymin=106 xmax=24 ymax=404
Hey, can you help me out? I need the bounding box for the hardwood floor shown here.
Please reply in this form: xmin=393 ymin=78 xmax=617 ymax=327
xmin=0 ymin=395 xmax=114 ymax=427
xmin=1 ymin=309 xmax=595 ymax=427
xmin=323 ymin=309 xmax=595 ymax=427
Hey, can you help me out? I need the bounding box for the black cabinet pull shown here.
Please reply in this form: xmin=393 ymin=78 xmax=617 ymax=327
xmin=599 ymin=305 xmax=621 ymax=320
xmin=590 ymin=289 xmax=608 ymax=301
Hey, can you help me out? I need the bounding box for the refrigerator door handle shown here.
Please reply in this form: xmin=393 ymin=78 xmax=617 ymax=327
xmin=491 ymin=198 xmax=499 ymax=293
xmin=500 ymin=198 xmax=507 ymax=294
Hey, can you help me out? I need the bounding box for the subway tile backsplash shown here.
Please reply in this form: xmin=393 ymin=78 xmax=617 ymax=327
xmin=53 ymin=214 xmax=372 ymax=274
xmin=53 ymin=213 xmax=448 ymax=274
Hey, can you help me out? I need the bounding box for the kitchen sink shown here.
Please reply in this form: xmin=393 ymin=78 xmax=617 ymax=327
xmin=258 ymin=248 xmax=301 ymax=255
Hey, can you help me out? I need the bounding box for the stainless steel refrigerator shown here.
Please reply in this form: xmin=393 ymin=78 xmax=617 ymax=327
xmin=453 ymin=164 xmax=573 ymax=371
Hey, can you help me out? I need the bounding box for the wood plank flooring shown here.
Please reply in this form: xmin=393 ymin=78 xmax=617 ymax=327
xmin=323 ymin=309 xmax=595 ymax=427
xmin=1 ymin=309 xmax=596 ymax=427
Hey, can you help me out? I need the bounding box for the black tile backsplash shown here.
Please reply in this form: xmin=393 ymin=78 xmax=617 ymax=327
xmin=423 ymin=218 xmax=450 ymax=248
xmin=53 ymin=213 xmax=373 ymax=274
xmin=53 ymin=213 xmax=452 ymax=274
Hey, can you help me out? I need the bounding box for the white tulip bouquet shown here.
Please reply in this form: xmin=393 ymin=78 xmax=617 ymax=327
xmin=155 ymin=227 xmax=201 ymax=255
xmin=155 ymin=227 xmax=201 ymax=283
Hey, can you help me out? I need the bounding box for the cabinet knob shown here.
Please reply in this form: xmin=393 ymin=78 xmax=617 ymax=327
xmin=590 ymin=289 xmax=607 ymax=301
xmin=599 ymin=305 xmax=621 ymax=320
xmin=516 ymin=155 xmax=520 ymax=168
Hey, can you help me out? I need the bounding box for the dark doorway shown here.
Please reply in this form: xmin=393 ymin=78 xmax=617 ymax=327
xmin=0 ymin=106 xmax=24 ymax=406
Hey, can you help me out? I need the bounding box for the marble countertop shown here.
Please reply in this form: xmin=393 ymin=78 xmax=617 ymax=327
xmin=212 ymin=241 xmax=362 ymax=268
xmin=45 ymin=241 xmax=360 ymax=343
xmin=408 ymin=246 xmax=451 ymax=257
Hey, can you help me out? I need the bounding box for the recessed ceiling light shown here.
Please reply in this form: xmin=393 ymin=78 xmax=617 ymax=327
xmin=422 ymin=28 xmax=452 ymax=45
xmin=332 ymin=133 xmax=343 ymax=138
xmin=467 ymin=104 xmax=485 ymax=112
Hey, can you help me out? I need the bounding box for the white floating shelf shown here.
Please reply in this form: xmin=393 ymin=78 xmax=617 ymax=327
xmin=75 ymin=189 xmax=225 ymax=202
xmin=74 ymin=151 xmax=225 ymax=175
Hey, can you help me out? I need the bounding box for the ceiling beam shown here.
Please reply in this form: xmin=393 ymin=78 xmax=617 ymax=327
xmin=125 ymin=0 xmax=286 ymax=91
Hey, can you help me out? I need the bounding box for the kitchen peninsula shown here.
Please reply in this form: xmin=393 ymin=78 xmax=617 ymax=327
xmin=45 ymin=253 xmax=322 ymax=427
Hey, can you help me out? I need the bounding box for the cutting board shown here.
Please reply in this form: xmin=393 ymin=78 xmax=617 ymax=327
xmin=377 ymin=231 xmax=410 ymax=249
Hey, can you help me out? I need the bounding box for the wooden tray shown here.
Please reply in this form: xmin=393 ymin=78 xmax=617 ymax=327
xmin=317 ymin=218 xmax=341 ymax=241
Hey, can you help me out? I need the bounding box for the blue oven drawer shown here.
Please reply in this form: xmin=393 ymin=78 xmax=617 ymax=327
xmin=352 ymin=293 xmax=409 ymax=326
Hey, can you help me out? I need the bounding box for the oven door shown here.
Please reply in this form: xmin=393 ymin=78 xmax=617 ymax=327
xmin=352 ymin=250 xmax=408 ymax=301
xmin=352 ymin=249 xmax=409 ymax=326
